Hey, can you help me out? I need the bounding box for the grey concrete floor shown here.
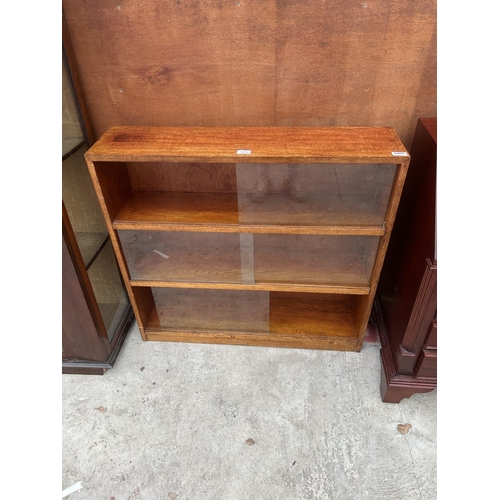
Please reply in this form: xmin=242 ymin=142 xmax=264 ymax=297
xmin=62 ymin=321 xmax=437 ymax=500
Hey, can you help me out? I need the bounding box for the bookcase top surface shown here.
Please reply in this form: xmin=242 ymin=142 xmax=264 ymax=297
xmin=86 ymin=126 xmax=409 ymax=163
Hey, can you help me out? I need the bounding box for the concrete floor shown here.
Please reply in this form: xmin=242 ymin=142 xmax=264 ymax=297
xmin=62 ymin=321 xmax=437 ymax=500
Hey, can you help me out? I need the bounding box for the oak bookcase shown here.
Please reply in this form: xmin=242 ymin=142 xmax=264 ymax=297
xmin=85 ymin=127 xmax=409 ymax=351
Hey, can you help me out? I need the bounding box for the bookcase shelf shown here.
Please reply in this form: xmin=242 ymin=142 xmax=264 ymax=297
xmin=145 ymin=291 xmax=359 ymax=351
xmin=113 ymin=192 xmax=387 ymax=235
xmin=86 ymin=126 xmax=409 ymax=351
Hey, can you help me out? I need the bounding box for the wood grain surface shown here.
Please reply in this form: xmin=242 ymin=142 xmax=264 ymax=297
xmin=62 ymin=0 xmax=436 ymax=149
xmin=129 ymin=280 xmax=370 ymax=296
xmin=86 ymin=126 xmax=408 ymax=163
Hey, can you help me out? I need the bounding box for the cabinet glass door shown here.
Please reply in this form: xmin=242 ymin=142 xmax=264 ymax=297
xmin=62 ymin=60 xmax=128 ymax=342
xmin=118 ymin=230 xmax=379 ymax=288
xmin=236 ymin=163 xmax=396 ymax=227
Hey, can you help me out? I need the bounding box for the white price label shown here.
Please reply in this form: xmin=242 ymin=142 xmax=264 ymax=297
xmin=237 ymin=149 xmax=252 ymax=155
xmin=391 ymin=151 xmax=408 ymax=156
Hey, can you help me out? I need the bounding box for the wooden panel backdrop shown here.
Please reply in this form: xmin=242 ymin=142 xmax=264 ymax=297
xmin=62 ymin=0 xmax=436 ymax=149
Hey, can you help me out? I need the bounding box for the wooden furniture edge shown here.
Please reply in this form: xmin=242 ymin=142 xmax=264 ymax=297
xmin=130 ymin=281 xmax=370 ymax=295
xmin=113 ymin=221 xmax=385 ymax=236
xmin=145 ymin=330 xmax=359 ymax=351
xmin=85 ymin=126 xmax=410 ymax=163
xmin=62 ymin=304 xmax=134 ymax=375
xmin=62 ymin=202 xmax=111 ymax=356
xmin=373 ymin=297 xmax=436 ymax=403
xmin=355 ymin=159 xmax=410 ymax=350
xmin=85 ymin=158 xmax=149 ymax=341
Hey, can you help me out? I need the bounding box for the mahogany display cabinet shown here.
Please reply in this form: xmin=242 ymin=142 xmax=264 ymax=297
xmin=62 ymin=27 xmax=134 ymax=375
xmin=85 ymin=126 xmax=409 ymax=351
xmin=375 ymin=118 xmax=437 ymax=402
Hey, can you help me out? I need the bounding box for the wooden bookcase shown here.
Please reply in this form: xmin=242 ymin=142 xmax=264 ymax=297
xmin=85 ymin=126 xmax=409 ymax=351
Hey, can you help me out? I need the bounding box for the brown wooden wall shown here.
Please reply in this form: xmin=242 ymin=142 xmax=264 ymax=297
xmin=62 ymin=0 xmax=436 ymax=149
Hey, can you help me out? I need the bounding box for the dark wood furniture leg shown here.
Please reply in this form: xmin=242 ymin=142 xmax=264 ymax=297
xmin=375 ymin=298 xmax=436 ymax=403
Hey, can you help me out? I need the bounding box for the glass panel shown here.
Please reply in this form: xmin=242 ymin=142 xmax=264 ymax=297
xmin=63 ymin=56 xmax=109 ymax=268
xmin=118 ymin=230 xmax=379 ymax=287
xmin=62 ymin=145 xmax=109 ymax=266
xmin=254 ymin=234 xmax=378 ymax=287
xmin=63 ymin=55 xmax=130 ymax=343
xmin=119 ymin=231 xmax=244 ymax=283
xmin=152 ymin=288 xmax=270 ymax=333
xmin=87 ymin=240 xmax=129 ymax=341
xmin=62 ymin=60 xmax=83 ymax=150
xmin=236 ymin=163 xmax=396 ymax=227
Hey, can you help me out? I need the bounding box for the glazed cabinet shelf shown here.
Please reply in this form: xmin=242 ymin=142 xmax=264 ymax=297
xmin=145 ymin=290 xmax=360 ymax=351
xmin=112 ymin=191 xmax=387 ymax=235
xmin=118 ymin=230 xmax=378 ymax=293
xmin=86 ymin=126 xmax=409 ymax=351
